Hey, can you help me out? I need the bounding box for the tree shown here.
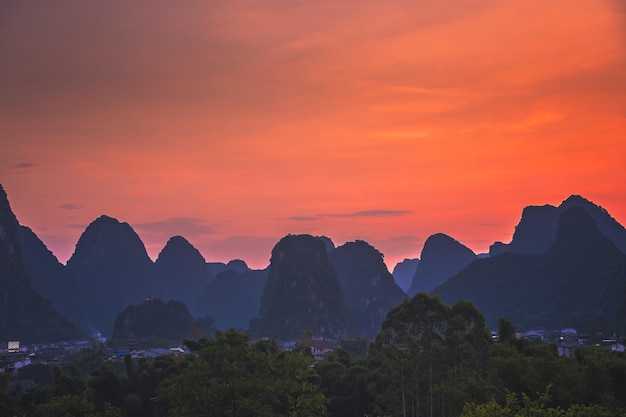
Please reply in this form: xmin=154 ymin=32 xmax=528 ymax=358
xmin=156 ymin=329 xmax=328 ymax=416
xmin=368 ymin=294 xmax=492 ymax=417
xmin=497 ymin=317 xmax=517 ymax=346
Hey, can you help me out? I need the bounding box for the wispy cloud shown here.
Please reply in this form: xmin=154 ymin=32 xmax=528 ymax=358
xmin=13 ymin=162 xmax=37 ymax=169
xmin=323 ymin=209 xmax=412 ymax=218
xmin=479 ymin=222 xmax=499 ymax=227
xmin=58 ymin=203 xmax=83 ymax=210
xmin=287 ymin=216 xmax=321 ymax=221
xmin=133 ymin=217 xmax=217 ymax=237
xmin=286 ymin=209 xmax=411 ymax=221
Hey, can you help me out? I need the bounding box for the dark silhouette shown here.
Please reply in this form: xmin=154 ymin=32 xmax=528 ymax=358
xmin=18 ymin=225 xmax=84 ymax=324
xmin=434 ymin=207 xmax=626 ymax=331
xmin=195 ymin=265 xmax=268 ymax=331
xmin=251 ymin=234 xmax=346 ymax=339
xmin=490 ymin=195 xmax=626 ymax=256
xmin=391 ymin=257 xmax=419 ymax=292
xmin=153 ymin=235 xmax=213 ymax=316
xmin=66 ymin=215 xmax=156 ymax=336
xmin=111 ymin=298 xmax=215 ymax=344
xmin=407 ymin=233 xmax=477 ymax=296
xmin=0 ymin=184 xmax=82 ymax=343
xmin=328 ymin=240 xmax=406 ymax=339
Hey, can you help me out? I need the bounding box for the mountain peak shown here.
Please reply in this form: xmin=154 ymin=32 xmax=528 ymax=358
xmin=546 ymin=206 xmax=622 ymax=261
xmin=253 ymin=234 xmax=345 ymax=339
xmin=329 ymin=239 xmax=405 ymax=339
xmin=157 ymin=235 xmax=206 ymax=264
xmin=561 ymin=194 xmax=592 ymax=206
xmin=0 ymin=183 xmax=82 ymax=342
xmin=392 ymin=258 xmax=419 ymax=293
xmin=316 ymin=235 xmax=336 ymax=252
xmin=67 ymin=215 xmax=150 ymax=266
xmin=65 ymin=214 xmax=155 ymax=335
xmin=407 ymin=233 xmax=476 ymax=296
xmin=490 ymin=195 xmax=626 ymax=256
xmin=226 ymin=259 xmax=249 ymax=272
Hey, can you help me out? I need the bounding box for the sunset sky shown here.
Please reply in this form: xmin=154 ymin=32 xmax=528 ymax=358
xmin=1 ymin=0 xmax=625 ymax=270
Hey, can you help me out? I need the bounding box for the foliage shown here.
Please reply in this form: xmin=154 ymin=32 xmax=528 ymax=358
xmin=156 ymin=329 xmax=328 ymax=416
xmin=3 ymin=298 xmax=626 ymax=417
xmin=461 ymin=390 xmax=626 ymax=417
xmin=366 ymin=294 xmax=492 ymax=417
xmin=315 ymin=347 xmax=372 ymax=417
xmin=108 ymin=298 xmax=216 ymax=348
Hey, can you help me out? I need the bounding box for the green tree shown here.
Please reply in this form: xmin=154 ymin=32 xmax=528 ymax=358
xmin=367 ymin=294 xmax=492 ymax=417
xmin=315 ymin=348 xmax=372 ymax=417
xmin=156 ymin=329 xmax=328 ymax=417
xmin=37 ymin=394 xmax=94 ymax=417
xmin=497 ymin=317 xmax=517 ymax=346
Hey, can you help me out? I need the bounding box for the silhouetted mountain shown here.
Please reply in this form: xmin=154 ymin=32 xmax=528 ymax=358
xmin=392 ymin=258 xmax=419 ymax=293
xmin=329 ymin=240 xmax=406 ymax=339
xmin=154 ymin=236 xmax=212 ymax=315
xmin=489 ymin=195 xmax=626 ymax=256
xmin=434 ymin=207 xmax=626 ymax=332
xmin=316 ymin=235 xmax=336 ymax=252
xmin=18 ymin=225 xmax=83 ymax=322
xmin=0 ymin=184 xmax=82 ymax=343
xmin=598 ymin=259 xmax=626 ymax=335
xmin=195 ymin=267 xmax=268 ymax=331
xmin=66 ymin=215 xmax=156 ymax=336
xmin=206 ymin=259 xmax=250 ymax=276
xmin=251 ymin=234 xmax=346 ymax=340
xmin=407 ymin=233 xmax=477 ymax=296
xmin=111 ymin=297 xmax=215 ymax=344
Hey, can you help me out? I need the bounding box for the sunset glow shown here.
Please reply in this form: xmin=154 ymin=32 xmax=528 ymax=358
xmin=1 ymin=0 xmax=625 ymax=269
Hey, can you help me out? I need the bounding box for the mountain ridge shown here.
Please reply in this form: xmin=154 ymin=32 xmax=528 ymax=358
xmin=434 ymin=206 xmax=626 ymax=331
xmin=0 ymin=184 xmax=82 ymax=343
xmin=407 ymin=233 xmax=476 ymax=296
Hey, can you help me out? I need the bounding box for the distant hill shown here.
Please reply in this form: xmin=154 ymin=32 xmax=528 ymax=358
xmin=18 ymin=225 xmax=84 ymax=323
xmin=207 ymin=259 xmax=250 ymax=276
xmin=195 ymin=265 xmax=268 ymax=331
xmin=329 ymin=240 xmax=406 ymax=339
xmin=434 ymin=207 xmax=626 ymax=331
xmin=111 ymin=298 xmax=215 ymax=345
xmin=0 ymin=184 xmax=82 ymax=343
xmin=392 ymin=258 xmax=419 ymax=293
xmin=407 ymin=233 xmax=477 ymax=297
xmin=251 ymin=234 xmax=346 ymax=340
xmin=66 ymin=215 xmax=156 ymax=336
xmin=154 ymin=235 xmax=213 ymax=316
xmin=490 ymin=195 xmax=626 ymax=256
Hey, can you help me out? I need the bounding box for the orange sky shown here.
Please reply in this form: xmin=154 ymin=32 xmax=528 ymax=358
xmin=1 ymin=0 xmax=625 ymax=270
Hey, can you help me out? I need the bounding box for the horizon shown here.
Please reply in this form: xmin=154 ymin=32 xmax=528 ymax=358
xmin=2 ymin=183 xmax=624 ymax=271
xmin=1 ymin=0 xmax=625 ymax=270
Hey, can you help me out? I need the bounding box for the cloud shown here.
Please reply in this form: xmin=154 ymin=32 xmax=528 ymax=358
xmin=284 ymin=209 xmax=411 ymax=221
xmin=383 ymin=235 xmax=424 ymax=245
xmin=13 ymin=162 xmax=37 ymax=169
xmin=58 ymin=203 xmax=83 ymax=210
xmin=323 ymin=209 xmax=412 ymax=218
xmin=133 ymin=217 xmax=217 ymax=237
xmin=287 ymin=216 xmax=321 ymax=221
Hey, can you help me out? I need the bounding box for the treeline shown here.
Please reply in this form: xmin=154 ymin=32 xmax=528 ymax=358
xmin=3 ymin=294 xmax=626 ymax=417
